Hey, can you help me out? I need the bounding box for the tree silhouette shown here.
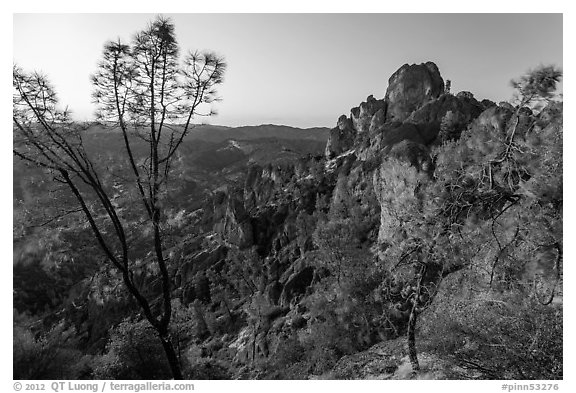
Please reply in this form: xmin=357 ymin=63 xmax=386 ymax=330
xmin=13 ymin=16 xmax=226 ymax=379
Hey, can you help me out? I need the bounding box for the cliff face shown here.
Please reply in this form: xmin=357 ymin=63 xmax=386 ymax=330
xmin=194 ymin=61 xmax=557 ymax=374
xmin=208 ymin=61 xmax=498 ymax=311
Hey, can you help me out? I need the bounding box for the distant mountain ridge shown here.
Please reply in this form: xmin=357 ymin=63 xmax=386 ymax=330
xmin=84 ymin=123 xmax=330 ymax=144
xmin=184 ymin=124 xmax=329 ymax=143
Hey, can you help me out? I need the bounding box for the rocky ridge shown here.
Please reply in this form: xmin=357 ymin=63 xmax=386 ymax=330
xmin=173 ymin=61 xmax=553 ymax=379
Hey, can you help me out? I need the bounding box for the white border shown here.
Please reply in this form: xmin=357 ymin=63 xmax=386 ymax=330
xmin=3 ymin=1 xmax=572 ymax=391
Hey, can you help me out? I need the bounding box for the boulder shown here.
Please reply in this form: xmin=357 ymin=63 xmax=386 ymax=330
xmin=385 ymin=62 xmax=445 ymax=123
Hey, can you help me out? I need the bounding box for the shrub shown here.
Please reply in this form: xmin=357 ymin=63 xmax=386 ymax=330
xmin=92 ymin=319 xmax=173 ymax=379
xmin=421 ymin=291 xmax=562 ymax=379
xmin=13 ymin=319 xmax=91 ymax=379
xmin=185 ymin=358 xmax=231 ymax=379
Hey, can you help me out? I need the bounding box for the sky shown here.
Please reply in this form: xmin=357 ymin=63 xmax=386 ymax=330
xmin=13 ymin=13 xmax=563 ymax=128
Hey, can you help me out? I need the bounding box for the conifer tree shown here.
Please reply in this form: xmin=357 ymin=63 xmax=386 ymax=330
xmin=13 ymin=16 xmax=226 ymax=379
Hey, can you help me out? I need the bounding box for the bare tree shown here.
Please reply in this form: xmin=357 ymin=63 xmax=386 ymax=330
xmin=13 ymin=16 xmax=226 ymax=379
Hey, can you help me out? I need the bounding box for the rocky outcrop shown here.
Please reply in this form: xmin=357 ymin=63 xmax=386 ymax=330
xmin=369 ymin=107 xmax=387 ymax=134
xmin=325 ymin=115 xmax=356 ymax=158
xmin=346 ymin=63 xmax=487 ymax=162
xmin=471 ymin=104 xmax=514 ymax=135
xmin=389 ymin=140 xmax=432 ymax=174
xmin=279 ymin=264 xmax=314 ymax=307
xmin=244 ymin=164 xmax=282 ymax=209
xmin=372 ymin=149 xmax=430 ymax=256
xmin=326 ymin=63 xmax=476 ymax=161
xmin=213 ymin=195 xmax=254 ymax=248
xmin=186 ymin=60 xmax=562 ymax=380
xmin=356 ymin=123 xmax=426 ymax=161
xmin=404 ymin=93 xmax=485 ymax=144
xmin=351 ymin=95 xmax=387 ymax=134
xmin=177 ymin=244 xmax=228 ymax=286
xmin=385 ymin=62 xmax=445 ymax=123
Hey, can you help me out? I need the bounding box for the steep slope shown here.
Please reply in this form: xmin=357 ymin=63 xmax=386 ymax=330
xmin=194 ymin=62 xmax=561 ymax=379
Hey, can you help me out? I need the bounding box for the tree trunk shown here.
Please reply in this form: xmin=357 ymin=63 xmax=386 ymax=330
xmin=407 ymin=301 xmax=420 ymax=373
xmin=159 ymin=335 xmax=183 ymax=380
xmin=407 ymin=263 xmax=428 ymax=374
